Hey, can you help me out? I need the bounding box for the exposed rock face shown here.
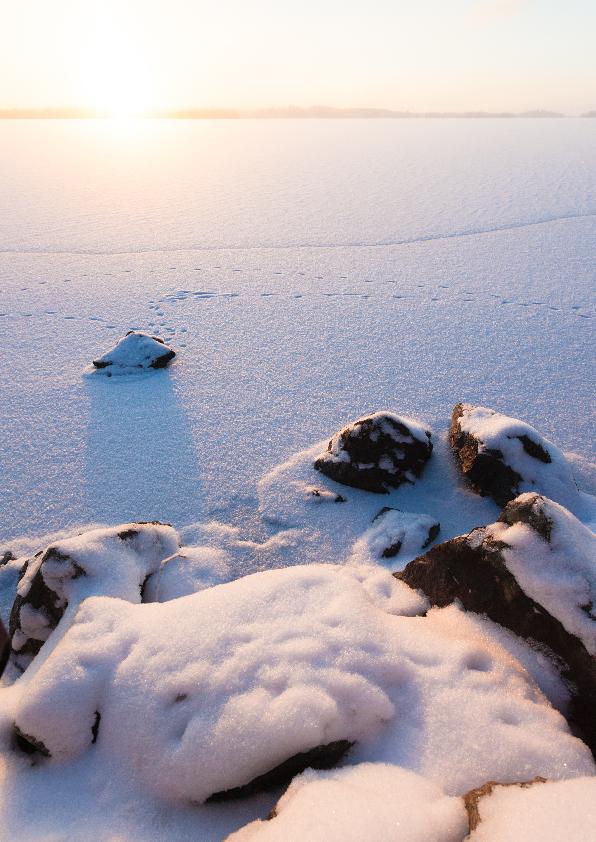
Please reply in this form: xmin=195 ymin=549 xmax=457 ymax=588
xmin=92 ymin=331 xmax=176 ymax=373
xmin=1 ymin=550 xmax=15 ymax=567
xmin=396 ymin=493 xmax=596 ymax=756
xmin=314 ymin=412 xmax=433 ymax=493
xmin=450 ymin=403 xmax=577 ymax=507
xmin=0 ymin=617 xmax=9 ymax=677
xmin=207 ymin=740 xmax=353 ymax=801
xmin=9 ymin=522 xmax=179 ymax=670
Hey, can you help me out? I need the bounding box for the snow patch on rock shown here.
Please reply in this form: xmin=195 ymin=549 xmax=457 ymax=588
xmin=92 ymin=331 xmax=176 ymax=373
xmin=227 ymin=763 xmax=468 ymax=842
xmin=349 ymin=508 xmax=439 ymax=564
xmin=488 ymin=494 xmax=596 ymax=655
xmin=468 ymin=776 xmax=596 ymax=842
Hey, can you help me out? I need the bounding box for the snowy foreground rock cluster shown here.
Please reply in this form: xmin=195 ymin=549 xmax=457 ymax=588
xmin=0 ymin=403 xmax=594 ymax=840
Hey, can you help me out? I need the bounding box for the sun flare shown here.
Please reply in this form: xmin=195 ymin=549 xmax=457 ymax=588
xmin=78 ymin=23 xmax=154 ymax=117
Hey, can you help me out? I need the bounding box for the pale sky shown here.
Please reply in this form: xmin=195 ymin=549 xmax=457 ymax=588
xmin=1 ymin=0 xmax=595 ymax=114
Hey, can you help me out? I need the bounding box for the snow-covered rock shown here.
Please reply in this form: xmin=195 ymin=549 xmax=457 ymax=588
xmin=350 ymin=508 xmax=440 ymax=562
xmin=9 ymin=522 xmax=179 ymax=670
xmin=227 ymin=763 xmax=468 ymax=842
xmin=142 ymin=545 xmax=231 ymax=602
xmin=398 ymin=493 xmax=596 ymax=754
xmin=466 ymin=776 xmax=596 ymax=841
xmin=11 ymin=563 xmax=593 ymax=805
xmin=314 ymin=412 xmax=433 ymax=493
xmin=450 ymin=403 xmax=579 ymax=509
xmin=92 ymin=331 xmax=176 ymax=373
xmin=0 ymin=616 xmax=8 ymax=677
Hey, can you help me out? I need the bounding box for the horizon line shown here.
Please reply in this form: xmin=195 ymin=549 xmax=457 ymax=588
xmin=1 ymin=106 xmax=595 ymax=119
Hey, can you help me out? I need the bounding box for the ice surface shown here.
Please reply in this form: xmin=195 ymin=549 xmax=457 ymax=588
xmin=488 ymin=495 xmax=596 ymax=654
xmin=227 ymin=763 xmax=468 ymax=842
xmin=1 ymin=121 xmax=595 ymax=543
xmin=468 ymin=777 xmax=596 ymax=842
xmin=0 ymin=120 xmax=594 ymax=838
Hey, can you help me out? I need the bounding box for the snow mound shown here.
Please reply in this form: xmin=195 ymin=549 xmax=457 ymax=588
xmin=9 ymin=522 xmax=179 ymax=669
xmin=350 ymin=508 xmax=439 ymax=563
xmin=257 ymin=434 xmax=499 ymax=572
xmin=451 ymin=403 xmax=583 ymax=512
xmin=13 ymin=565 xmax=424 ymax=801
xmin=92 ymin=331 xmax=176 ymax=373
xmin=227 ymin=763 xmax=468 ymax=842
xmin=143 ymin=545 xmax=231 ymax=601
xmin=314 ymin=412 xmax=433 ymax=493
xmin=12 ymin=564 xmax=593 ymax=805
xmin=468 ymin=776 xmax=596 ymax=842
xmin=489 ymin=493 xmax=596 ymax=655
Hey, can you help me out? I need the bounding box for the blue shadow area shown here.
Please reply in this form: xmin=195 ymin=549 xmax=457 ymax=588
xmin=84 ymin=370 xmax=203 ymax=528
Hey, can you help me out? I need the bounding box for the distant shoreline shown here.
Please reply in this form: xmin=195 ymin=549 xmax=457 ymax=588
xmin=1 ymin=107 xmax=594 ymax=119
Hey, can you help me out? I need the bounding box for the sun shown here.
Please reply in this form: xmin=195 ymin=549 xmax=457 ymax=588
xmin=77 ymin=23 xmax=154 ymax=118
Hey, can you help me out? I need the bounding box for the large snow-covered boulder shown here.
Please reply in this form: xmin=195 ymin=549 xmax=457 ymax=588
xmin=397 ymin=493 xmax=596 ymax=754
xmin=227 ymin=763 xmax=468 ymax=842
xmin=12 ymin=563 xmax=594 ymax=804
xmin=92 ymin=331 xmax=176 ymax=373
xmin=450 ymin=403 xmax=578 ymax=508
xmin=314 ymin=412 xmax=433 ymax=493
xmin=9 ymin=522 xmax=179 ymax=670
xmin=465 ymin=776 xmax=596 ymax=841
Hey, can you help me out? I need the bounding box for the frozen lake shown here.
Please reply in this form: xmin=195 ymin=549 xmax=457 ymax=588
xmin=0 ymin=119 xmax=594 ymax=544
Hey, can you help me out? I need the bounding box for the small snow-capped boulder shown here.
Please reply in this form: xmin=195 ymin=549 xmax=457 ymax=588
xmin=9 ymin=522 xmax=179 ymax=670
xmin=450 ymin=403 xmax=578 ymax=508
xmin=304 ymin=486 xmax=347 ymax=504
xmin=314 ymin=412 xmax=433 ymax=493
xmin=397 ymin=493 xmax=596 ymax=755
xmin=465 ymin=776 xmax=596 ymax=841
xmin=351 ymin=508 xmax=440 ymax=561
xmin=92 ymin=331 xmax=176 ymax=373
xmin=226 ymin=763 xmax=468 ymax=842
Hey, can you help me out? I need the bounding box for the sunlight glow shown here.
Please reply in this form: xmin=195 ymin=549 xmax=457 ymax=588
xmin=78 ymin=20 xmax=154 ymax=117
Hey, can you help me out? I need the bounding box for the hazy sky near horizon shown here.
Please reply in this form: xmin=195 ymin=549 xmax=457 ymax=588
xmin=2 ymin=1 xmax=595 ymax=114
